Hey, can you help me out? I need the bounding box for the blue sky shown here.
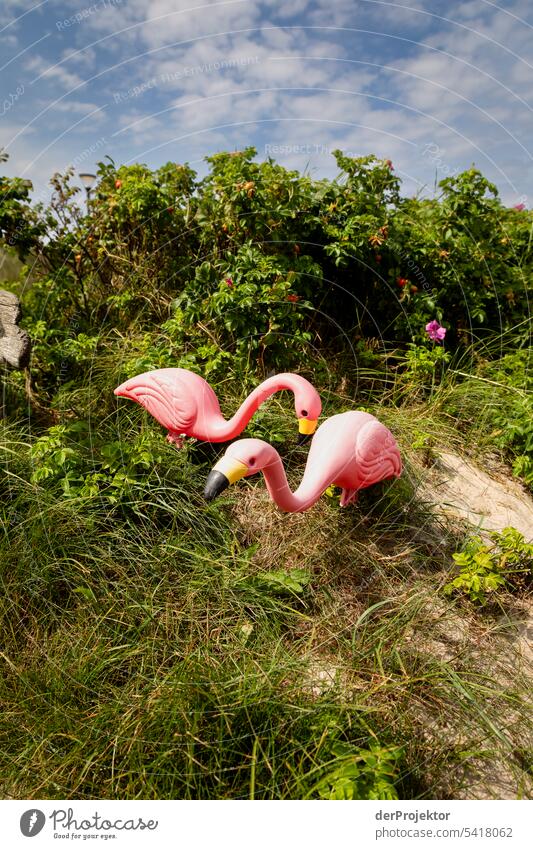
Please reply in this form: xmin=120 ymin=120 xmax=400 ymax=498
xmin=1 ymin=0 xmax=532 ymax=204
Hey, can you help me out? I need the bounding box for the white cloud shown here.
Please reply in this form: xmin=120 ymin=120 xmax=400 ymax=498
xmin=25 ymin=54 xmax=85 ymax=89
xmin=60 ymin=45 xmax=97 ymax=69
xmin=41 ymin=98 xmax=104 ymax=116
xmin=1 ymin=0 xmax=531 ymax=204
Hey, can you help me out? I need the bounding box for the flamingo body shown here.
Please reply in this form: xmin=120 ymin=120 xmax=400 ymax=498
xmin=204 ymin=411 xmax=402 ymax=512
xmin=114 ymin=368 xmax=321 ymax=446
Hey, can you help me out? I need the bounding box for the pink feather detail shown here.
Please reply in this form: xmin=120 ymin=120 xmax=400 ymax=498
xmin=115 ymin=372 xmax=197 ymax=433
xmin=354 ymin=419 xmax=403 ymax=488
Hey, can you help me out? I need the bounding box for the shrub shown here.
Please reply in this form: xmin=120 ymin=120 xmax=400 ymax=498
xmin=311 ymin=743 xmax=400 ymax=800
xmin=30 ymin=421 xmax=164 ymax=506
xmin=5 ymin=148 xmax=530 ymax=408
xmin=444 ymin=527 xmax=533 ymax=604
xmin=0 ymin=151 xmax=44 ymax=258
xmin=483 ymin=351 xmax=532 ymax=490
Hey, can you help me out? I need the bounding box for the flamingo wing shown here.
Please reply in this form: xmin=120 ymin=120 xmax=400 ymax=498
xmin=115 ymin=371 xmax=197 ymax=433
xmin=354 ymin=418 xmax=402 ymax=488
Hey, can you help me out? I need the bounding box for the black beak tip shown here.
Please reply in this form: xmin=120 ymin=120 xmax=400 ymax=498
xmin=203 ymin=470 xmax=230 ymax=502
xmin=297 ymin=432 xmax=312 ymax=445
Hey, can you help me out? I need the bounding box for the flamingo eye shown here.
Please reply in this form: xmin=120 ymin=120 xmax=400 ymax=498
xmin=249 ymin=457 xmax=256 ymax=466
xmin=301 ymin=409 xmax=308 ymax=417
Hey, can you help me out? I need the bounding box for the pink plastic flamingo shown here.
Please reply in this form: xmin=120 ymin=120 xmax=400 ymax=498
xmin=114 ymin=368 xmax=321 ymax=447
xmin=203 ymin=411 xmax=402 ymax=512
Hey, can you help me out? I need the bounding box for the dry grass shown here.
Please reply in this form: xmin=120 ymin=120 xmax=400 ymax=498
xmin=1 ymin=378 xmax=532 ymax=800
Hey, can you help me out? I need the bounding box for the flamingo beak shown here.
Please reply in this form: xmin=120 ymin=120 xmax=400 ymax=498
xmin=298 ymin=418 xmax=317 ymax=444
xmin=203 ymin=457 xmax=249 ymax=501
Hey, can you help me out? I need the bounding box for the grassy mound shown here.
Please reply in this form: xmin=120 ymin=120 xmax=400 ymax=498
xmin=1 ymin=148 xmax=531 ymax=798
xmin=1 ymin=376 xmax=531 ymax=800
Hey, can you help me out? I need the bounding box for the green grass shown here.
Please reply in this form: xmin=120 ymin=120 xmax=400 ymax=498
xmin=1 ymin=367 xmax=532 ymax=799
xmin=3 ymin=146 xmax=532 ymax=800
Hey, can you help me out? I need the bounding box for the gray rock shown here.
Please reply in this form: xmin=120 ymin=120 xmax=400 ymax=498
xmin=0 ymin=290 xmax=31 ymax=369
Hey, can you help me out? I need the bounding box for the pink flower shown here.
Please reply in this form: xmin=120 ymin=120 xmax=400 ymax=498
xmin=385 ymin=159 xmax=394 ymax=170
xmin=513 ymin=203 xmax=526 ymax=211
xmin=425 ymin=319 xmax=447 ymax=343
xmin=225 ymin=277 xmax=233 ymax=287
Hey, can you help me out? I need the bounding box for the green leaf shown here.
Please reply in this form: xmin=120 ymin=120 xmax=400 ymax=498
xmin=73 ymin=587 xmax=97 ymax=603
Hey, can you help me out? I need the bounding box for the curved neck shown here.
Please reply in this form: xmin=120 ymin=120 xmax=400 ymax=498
xmin=261 ymin=453 xmax=323 ymax=513
xmin=211 ymin=374 xmax=305 ymax=440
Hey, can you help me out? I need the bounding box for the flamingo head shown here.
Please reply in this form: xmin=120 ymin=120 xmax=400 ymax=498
xmin=294 ymin=386 xmax=321 ymax=444
xmin=203 ymin=438 xmax=276 ymax=501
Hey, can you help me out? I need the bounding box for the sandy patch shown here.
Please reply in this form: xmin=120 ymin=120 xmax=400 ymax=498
xmin=425 ymin=452 xmax=533 ymax=541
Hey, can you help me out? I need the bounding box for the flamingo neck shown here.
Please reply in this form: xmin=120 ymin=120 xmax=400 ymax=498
xmin=210 ymin=374 xmax=306 ymax=440
xmin=261 ymin=453 xmax=323 ymax=513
